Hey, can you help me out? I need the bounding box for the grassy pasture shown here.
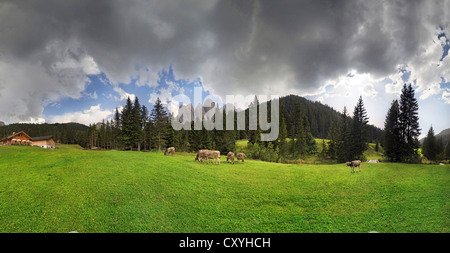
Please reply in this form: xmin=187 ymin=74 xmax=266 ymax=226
xmin=0 ymin=145 xmax=448 ymax=233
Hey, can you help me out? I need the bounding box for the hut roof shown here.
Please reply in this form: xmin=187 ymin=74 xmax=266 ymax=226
xmin=31 ymin=135 xmax=55 ymax=141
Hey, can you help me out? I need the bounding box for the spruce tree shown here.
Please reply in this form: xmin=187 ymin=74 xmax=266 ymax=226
xmin=113 ymin=107 xmax=122 ymax=149
xmin=350 ymin=96 xmax=369 ymax=160
xmin=336 ymin=107 xmax=351 ymax=162
xmin=399 ymin=84 xmax=421 ymax=162
xmin=422 ymin=126 xmax=437 ymax=161
xmin=132 ymin=97 xmax=143 ymax=151
xmin=150 ymin=97 xmax=168 ymax=151
xmin=141 ymin=105 xmax=149 ymax=151
xmin=383 ymin=100 xmax=402 ymax=162
xmin=121 ymin=97 xmax=134 ymax=150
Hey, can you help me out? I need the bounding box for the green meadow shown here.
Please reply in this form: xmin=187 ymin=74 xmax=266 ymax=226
xmin=0 ymin=144 xmax=448 ymax=233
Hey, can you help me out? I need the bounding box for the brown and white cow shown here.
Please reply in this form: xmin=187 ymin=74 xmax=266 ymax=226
xmin=236 ymin=152 xmax=246 ymax=163
xmin=346 ymin=160 xmax=361 ymax=173
xmin=195 ymin=149 xmax=209 ymax=162
xmin=204 ymin=150 xmax=220 ymax=165
xmin=164 ymin=147 xmax=175 ymax=156
xmin=226 ymin=152 xmax=235 ymax=164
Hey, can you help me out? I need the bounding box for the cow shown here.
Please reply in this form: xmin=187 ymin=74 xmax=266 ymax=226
xmin=226 ymin=152 xmax=235 ymax=164
xmin=195 ymin=149 xmax=209 ymax=162
xmin=164 ymin=147 xmax=175 ymax=156
xmin=346 ymin=160 xmax=361 ymax=173
xmin=204 ymin=150 xmax=221 ymax=165
xmin=236 ymin=152 xmax=246 ymax=163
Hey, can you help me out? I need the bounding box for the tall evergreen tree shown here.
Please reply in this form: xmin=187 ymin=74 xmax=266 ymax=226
xmin=422 ymin=126 xmax=437 ymax=161
xmin=150 ymin=97 xmax=168 ymax=151
xmin=141 ymin=105 xmax=149 ymax=151
xmin=336 ymin=107 xmax=352 ymax=162
xmin=383 ymin=100 xmax=402 ymax=162
xmin=399 ymin=84 xmax=421 ymax=162
xmin=121 ymin=97 xmax=134 ymax=150
xmin=113 ymin=107 xmax=122 ymax=149
xmin=350 ymin=96 xmax=369 ymax=160
xmin=131 ymin=97 xmax=144 ymax=151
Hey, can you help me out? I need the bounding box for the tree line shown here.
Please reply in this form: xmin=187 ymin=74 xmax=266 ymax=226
xmin=88 ymin=96 xmax=238 ymax=154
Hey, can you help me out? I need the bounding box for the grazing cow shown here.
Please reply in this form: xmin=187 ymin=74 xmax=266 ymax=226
xmin=204 ymin=150 xmax=221 ymax=165
xmin=164 ymin=147 xmax=175 ymax=156
xmin=195 ymin=149 xmax=209 ymax=162
xmin=226 ymin=152 xmax=235 ymax=164
xmin=236 ymin=152 xmax=246 ymax=163
xmin=346 ymin=160 xmax=361 ymax=173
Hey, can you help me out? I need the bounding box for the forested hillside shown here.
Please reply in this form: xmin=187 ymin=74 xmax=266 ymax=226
xmin=0 ymin=123 xmax=89 ymax=147
xmin=276 ymin=95 xmax=383 ymax=141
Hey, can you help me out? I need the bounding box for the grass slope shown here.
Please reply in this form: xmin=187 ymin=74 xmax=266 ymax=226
xmin=0 ymin=145 xmax=448 ymax=233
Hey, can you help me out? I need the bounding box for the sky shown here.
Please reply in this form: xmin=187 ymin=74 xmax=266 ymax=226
xmin=0 ymin=0 xmax=449 ymax=139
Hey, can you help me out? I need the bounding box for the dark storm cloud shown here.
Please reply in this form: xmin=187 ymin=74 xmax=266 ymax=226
xmin=0 ymin=0 xmax=448 ymax=122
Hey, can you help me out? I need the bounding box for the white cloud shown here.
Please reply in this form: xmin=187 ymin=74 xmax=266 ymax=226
xmin=135 ymin=67 xmax=160 ymax=87
xmin=113 ymin=86 xmax=136 ymax=101
xmin=82 ymin=91 xmax=98 ymax=99
xmin=362 ymin=83 xmax=378 ymax=97
xmin=149 ymin=87 xmax=174 ymax=106
xmin=19 ymin=117 xmax=46 ymax=124
xmin=442 ymin=88 xmax=450 ymax=104
xmin=405 ymin=31 xmax=450 ymax=100
xmin=48 ymin=104 xmax=113 ymax=125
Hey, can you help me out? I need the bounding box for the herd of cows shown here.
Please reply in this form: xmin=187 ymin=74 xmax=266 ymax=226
xmin=164 ymin=146 xmax=362 ymax=172
xmin=164 ymin=147 xmax=246 ymax=165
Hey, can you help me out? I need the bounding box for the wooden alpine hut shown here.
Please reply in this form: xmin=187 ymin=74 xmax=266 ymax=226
xmin=0 ymin=131 xmax=32 ymax=146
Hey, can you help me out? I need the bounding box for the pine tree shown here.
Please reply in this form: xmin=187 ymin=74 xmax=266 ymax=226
xmin=289 ymin=103 xmax=307 ymax=158
xmin=422 ymin=126 xmax=437 ymax=161
xmin=336 ymin=107 xmax=352 ymax=162
xmin=121 ymin=97 xmax=134 ymax=150
xmin=141 ymin=105 xmax=149 ymax=151
xmin=383 ymin=100 xmax=402 ymax=162
xmin=399 ymin=84 xmax=421 ymax=162
xmin=350 ymin=96 xmax=369 ymax=160
xmin=150 ymin=97 xmax=168 ymax=152
xmin=166 ymin=113 xmax=176 ymax=148
xmin=131 ymin=97 xmax=143 ymax=151
xmin=113 ymin=107 xmax=122 ymax=149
